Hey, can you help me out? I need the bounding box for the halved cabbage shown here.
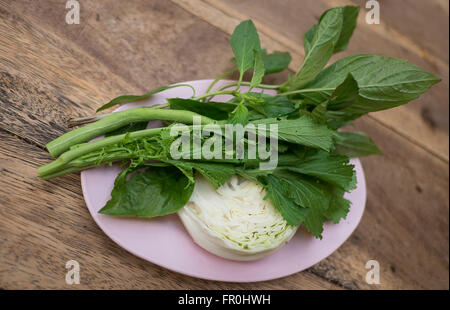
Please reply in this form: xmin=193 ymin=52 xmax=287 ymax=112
xmin=178 ymin=175 xmax=298 ymax=261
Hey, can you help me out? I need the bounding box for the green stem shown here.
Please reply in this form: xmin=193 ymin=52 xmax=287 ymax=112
xmin=39 ymin=122 xmax=231 ymax=179
xmin=46 ymin=108 xmax=215 ymax=158
xmin=203 ymin=69 xmax=237 ymax=100
xmin=192 ymin=90 xmax=236 ymax=101
xmin=215 ymin=81 xmax=281 ymax=93
xmin=39 ymin=127 xmax=164 ymax=178
xmin=277 ymin=87 xmax=336 ymax=97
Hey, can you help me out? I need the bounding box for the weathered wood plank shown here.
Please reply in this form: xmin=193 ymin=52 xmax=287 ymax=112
xmin=350 ymin=0 xmax=449 ymax=63
xmin=173 ymin=0 xmax=449 ymax=162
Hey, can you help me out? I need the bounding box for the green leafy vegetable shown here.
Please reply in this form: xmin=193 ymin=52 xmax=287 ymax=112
xmin=300 ymin=54 xmax=441 ymax=114
xmin=286 ymin=8 xmax=343 ymax=89
xmin=333 ymin=131 xmax=382 ymax=158
xmin=230 ymin=20 xmax=261 ymax=85
xmin=286 ymin=150 xmax=356 ymax=191
xmin=305 ymin=6 xmax=360 ymax=54
xmin=254 ymin=116 xmax=335 ymax=151
xmin=170 ymin=161 xmax=235 ymax=189
xmin=260 ymin=49 xmax=292 ymax=74
xmin=99 ymin=166 xmax=194 ymax=217
xmin=229 ymin=103 xmax=250 ymax=125
xmin=249 ymin=50 xmax=265 ymax=90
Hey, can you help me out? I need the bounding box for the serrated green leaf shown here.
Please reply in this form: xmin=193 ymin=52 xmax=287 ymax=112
xmin=253 ymin=116 xmax=335 ymax=151
xmin=229 ymin=103 xmax=249 ymax=125
xmin=326 ymin=186 xmax=351 ymax=223
xmin=286 ymin=150 xmax=356 ymax=191
xmin=169 ymin=161 xmax=235 ymax=189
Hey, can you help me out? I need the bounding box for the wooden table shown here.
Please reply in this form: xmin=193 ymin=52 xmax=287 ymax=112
xmin=0 ymin=0 xmax=448 ymax=290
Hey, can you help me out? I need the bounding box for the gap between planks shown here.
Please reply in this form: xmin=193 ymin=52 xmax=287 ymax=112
xmin=170 ymin=0 xmax=449 ymax=163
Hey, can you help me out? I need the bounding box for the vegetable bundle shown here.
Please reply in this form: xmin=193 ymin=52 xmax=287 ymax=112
xmin=38 ymin=6 xmax=440 ymax=238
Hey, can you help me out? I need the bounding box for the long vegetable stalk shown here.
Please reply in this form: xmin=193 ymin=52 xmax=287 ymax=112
xmin=46 ymin=108 xmax=215 ymax=158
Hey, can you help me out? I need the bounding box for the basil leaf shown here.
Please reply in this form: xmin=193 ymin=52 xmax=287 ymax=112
xmin=334 ymin=6 xmax=360 ymax=52
xmin=99 ymin=166 xmax=193 ymax=217
xmin=288 ymin=8 xmax=343 ymax=89
xmin=230 ymin=20 xmax=261 ymax=82
xmin=301 ymin=54 xmax=441 ymax=114
xmin=249 ymin=50 xmax=265 ymax=90
xmin=96 ymin=84 xmax=195 ymax=112
xmin=305 ymin=6 xmax=360 ymax=54
xmin=303 ymin=24 xmax=317 ymax=55
xmin=333 ymin=131 xmax=382 ymax=158
xmin=261 ymin=49 xmax=292 ymax=74
xmin=168 ymin=98 xmax=235 ymax=120
xmin=327 ymin=73 xmax=359 ymax=110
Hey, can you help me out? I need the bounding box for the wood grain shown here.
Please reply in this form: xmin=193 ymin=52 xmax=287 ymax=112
xmin=172 ymin=0 xmax=449 ymax=162
xmin=0 ymin=0 xmax=448 ymax=289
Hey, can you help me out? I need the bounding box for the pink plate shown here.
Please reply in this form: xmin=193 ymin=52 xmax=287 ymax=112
xmin=80 ymin=80 xmax=366 ymax=282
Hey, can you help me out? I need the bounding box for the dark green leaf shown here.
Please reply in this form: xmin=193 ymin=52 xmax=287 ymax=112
xmin=99 ymin=166 xmax=194 ymax=217
xmin=327 ymin=73 xmax=359 ymax=110
xmin=249 ymin=50 xmax=265 ymax=90
xmin=301 ymin=54 xmax=441 ymax=114
xmin=230 ymin=20 xmax=261 ymax=81
xmin=168 ymin=98 xmax=235 ymax=120
xmin=105 ymin=122 xmax=148 ymax=137
xmin=305 ymin=6 xmax=360 ymax=54
xmin=261 ymin=49 xmax=292 ymax=74
xmin=333 ymin=6 xmax=360 ymax=52
xmin=333 ymin=131 xmax=382 ymax=158
xmin=289 ymin=8 xmax=343 ymax=89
